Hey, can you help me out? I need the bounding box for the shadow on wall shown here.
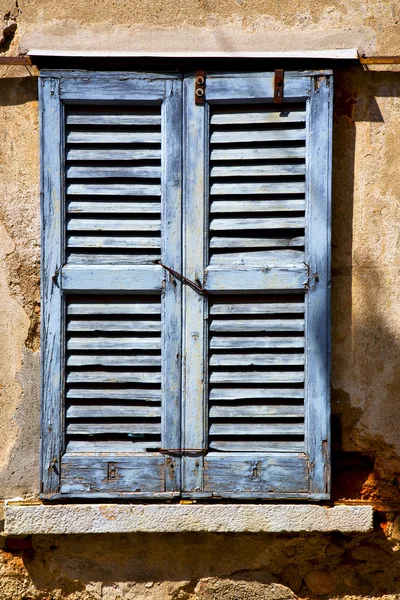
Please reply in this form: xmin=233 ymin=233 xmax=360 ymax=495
xmin=330 ymin=67 xmax=400 ymax=503
xmin=1 ymin=529 xmax=400 ymax=599
xmin=0 ymin=75 xmax=37 ymax=106
xmin=1 ymin=66 xmax=400 ymax=600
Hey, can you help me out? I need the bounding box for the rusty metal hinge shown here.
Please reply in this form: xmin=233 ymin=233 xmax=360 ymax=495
xmin=303 ymin=263 xmax=319 ymax=291
xmin=274 ymin=69 xmax=284 ymax=104
xmin=52 ymin=266 xmax=60 ymax=287
xmin=195 ymin=70 xmax=205 ymax=105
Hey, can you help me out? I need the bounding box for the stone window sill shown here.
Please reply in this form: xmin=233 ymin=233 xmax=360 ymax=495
xmin=3 ymin=503 xmax=373 ymax=535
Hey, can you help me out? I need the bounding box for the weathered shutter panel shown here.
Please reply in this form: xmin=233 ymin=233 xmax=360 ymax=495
xmin=183 ymin=72 xmax=332 ymax=499
xmin=41 ymin=72 xmax=182 ymax=498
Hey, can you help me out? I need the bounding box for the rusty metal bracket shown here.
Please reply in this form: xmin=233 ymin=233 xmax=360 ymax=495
xmin=0 ymin=55 xmax=32 ymax=65
xmin=274 ymin=69 xmax=284 ymax=104
xmin=159 ymin=448 xmax=208 ymax=456
xmin=360 ymin=54 xmax=400 ymax=64
xmin=195 ymin=70 xmax=205 ymax=105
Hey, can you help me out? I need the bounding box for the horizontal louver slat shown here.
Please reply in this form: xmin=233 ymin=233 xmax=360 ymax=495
xmin=67 ymin=302 xmax=161 ymax=315
xmin=67 ymin=166 xmax=161 ymax=178
xmin=67 ymin=201 xmax=161 ymax=213
xmin=66 ymin=113 xmax=161 ymax=126
xmin=210 ymin=236 xmax=304 ymax=249
xmin=67 ymin=219 xmax=161 ymax=231
xmin=210 ymin=109 xmax=306 ymax=125
xmin=210 ymin=129 xmax=306 ymax=143
xmin=67 ymin=405 xmax=161 ymax=418
xmin=67 ymin=184 xmax=161 ymax=196
xmin=211 ymin=147 xmax=305 ymax=161
xmin=67 ymin=423 xmax=161 ymax=435
xmin=67 ymin=355 xmax=161 ymax=367
xmin=67 ymin=320 xmax=161 ymax=332
xmin=68 ymin=337 xmax=161 ymax=350
xmin=210 ymin=199 xmax=305 ymax=212
xmin=67 ymin=148 xmax=161 ymax=161
xmin=67 ymin=237 xmax=160 ymax=249
xmin=208 ymin=295 xmax=305 ymax=453
xmin=66 ymin=389 xmax=161 ymax=401
xmin=210 ymin=165 xmax=305 ymax=177
xmin=210 ymin=217 xmax=305 ymax=230
xmin=65 ymin=295 xmax=162 ymax=454
xmin=66 ymin=131 xmax=161 ymax=144
xmin=210 ymin=319 xmax=304 ymax=332
xmin=210 ymin=354 xmax=304 ymax=366
xmin=210 ymin=336 xmax=304 ymax=349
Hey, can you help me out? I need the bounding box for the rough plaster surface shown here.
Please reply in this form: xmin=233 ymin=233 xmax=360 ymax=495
xmin=4 ymin=504 xmax=374 ymax=535
xmin=1 ymin=530 xmax=400 ymax=599
xmin=0 ymin=67 xmax=40 ymax=499
xmin=3 ymin=0 xmax=399 ymax=56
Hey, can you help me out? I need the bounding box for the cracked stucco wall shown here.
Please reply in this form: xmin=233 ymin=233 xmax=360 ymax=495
xmin=0 ymin=66 xmax=40 ymax=498
xmin=1 ymin=0 xmax=400 ymax=598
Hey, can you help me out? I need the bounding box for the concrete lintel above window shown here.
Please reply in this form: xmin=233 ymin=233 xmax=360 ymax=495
xmin=27 ymin=49 xmax=358 ymax=59
xmin=4 ymin=503 xmax=373 ymax=535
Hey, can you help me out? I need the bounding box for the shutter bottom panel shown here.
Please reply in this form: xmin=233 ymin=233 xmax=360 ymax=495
xmin=65 ymin=295 xmax=162 ymax=455
xmin=203 ymin=453 xmax=308 ymax=497
xmin=208 ymin=294 xmax=305 ymax=454
xmin=60 ymin=454 xmax=166 ymax=495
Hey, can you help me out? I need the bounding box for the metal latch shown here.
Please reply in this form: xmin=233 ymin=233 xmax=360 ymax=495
xmin=107 ymin=462 xmax=118 ymax=480
xmin=154 ymin=260 xmax=208 ymax=296
xmin=274 ymin=69 xmax=284 ymax=103
xmin=195 ymin=70 xmax=205 ymax=105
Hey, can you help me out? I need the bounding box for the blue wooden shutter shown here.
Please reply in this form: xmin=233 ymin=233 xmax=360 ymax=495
xmin=182 ymin=72 xmax=332 ymax=499
xmin=40 ymin=72 xmax=182 ymax=498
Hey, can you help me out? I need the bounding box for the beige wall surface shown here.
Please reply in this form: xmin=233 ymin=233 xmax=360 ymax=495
xmin=1 ymin=0 xmax=400 ymax=598
xmin=5 ymin=0 xmax=400 ymax=56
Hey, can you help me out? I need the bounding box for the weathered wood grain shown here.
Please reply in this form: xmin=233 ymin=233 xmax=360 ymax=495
xmin=40 ymin=75 xmax=64 ymax=494
xmin=67 ymin=336 xmax=161 ymax=351
xmin=304 ymin=74 xmax=332 ymax=498
xmin=209 ymin=388 xmax=304 ymax=400
xmin=67 ymin=354 xmax=161 ymax=367
xmin=210 ymin=302 xmax=304 ymax=314
xmin=210 ymin=199 xmax=305 ymax=213
xmin=66 ymin=148 xmax=162 ymax=161
xmin=210 ymin=110 xmax=306 ymax=125
xmin=210 ymin=371 xmax=304 ymax=384
xmin=61 ymin=265 xmax=164 ymax=291
xmin=204 ymin=266 xmax=308 ymax=291
xmin=210 ymin=318 xmax=304 ymax=332
xmin=210 ymin=353 xmax=304 ymax=366
xmin=210 ymin=335 xmax=304 ymax=349
xmin=66 ymin=113 xmax=161 ymax=126
xmin=204 ymin=452 xmax=308 ymax=496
